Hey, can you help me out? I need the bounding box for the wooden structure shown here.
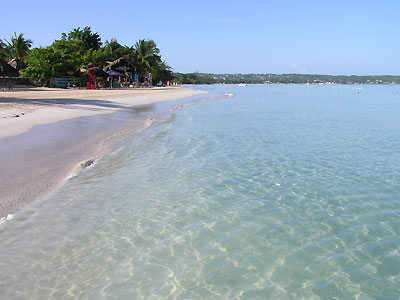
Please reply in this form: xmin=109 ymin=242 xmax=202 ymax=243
xmin=0 ymin=59 xmax=20 ymax=77
xmin=104 ymin=57 xmax=137 ymax=88
xmin=7 ymin=58 xmax=27 ymax=73
xmin=1 ymin=59 xmax=20 ymax=90
xmin=86 ymin=67 xmax=100 ymax=89
xmin=81 ymin=63 xmax=109 ymax=89
xmin=104 ymin=57 xmax=136 ymax=73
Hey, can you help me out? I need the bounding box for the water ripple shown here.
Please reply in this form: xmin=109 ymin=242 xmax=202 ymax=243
xmin=1 ymin=85 xmax=400 ymax=299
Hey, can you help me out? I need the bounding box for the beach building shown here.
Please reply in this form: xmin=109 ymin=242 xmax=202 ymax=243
xmin=104 ymin=57 xmax=137 ymax=88
xmin=79 ymin=63 xmax=108 ymax=89
xmin=0 ymin=59 xmax=20 ymax=89
xmin=7 ymin=58 xmax=27 ymax=73
xmin=0 ymin=59 xmax=20 ymax=77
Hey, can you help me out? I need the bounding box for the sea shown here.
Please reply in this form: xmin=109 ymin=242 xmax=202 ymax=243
xmin=1 ymin=84 xmax=400 ymax=299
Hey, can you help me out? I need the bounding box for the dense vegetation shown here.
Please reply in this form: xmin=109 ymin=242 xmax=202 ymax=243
xmin=174 ymin=73 xmax=400 ymax=85
xmin=1 ymin=27 xmax=173 ymax=86
xmin=1 ymin=29 xmax=400 ymax=86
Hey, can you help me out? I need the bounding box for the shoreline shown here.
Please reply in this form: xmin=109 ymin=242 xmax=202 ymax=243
xmin=0 ymin=87 xmax=208 ymax=219
xmin=0 ymin=87 xmax=207 ymax=139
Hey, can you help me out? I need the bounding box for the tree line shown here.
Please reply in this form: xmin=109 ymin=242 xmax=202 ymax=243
xmin=174 ymin=72 xmax=400 ymax=85
xmin=0 ymin=27 xmax=173 ymax=86
xmin=2 ymin=29 xmax=399 ymax=87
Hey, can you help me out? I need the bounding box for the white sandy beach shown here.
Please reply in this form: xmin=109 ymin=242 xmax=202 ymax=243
xmin=0 ymin=87 xmax=207 ymax=139
xmin=0 ymin=86 xmax=207 ymax=219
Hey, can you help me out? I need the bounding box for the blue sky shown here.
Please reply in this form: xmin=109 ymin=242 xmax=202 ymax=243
xmin=2 ymin=0 xmax=399 ymax=75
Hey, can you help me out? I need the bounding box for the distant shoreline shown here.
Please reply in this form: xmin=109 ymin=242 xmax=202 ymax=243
xmin=184 ymin=82 xmax=400 ymax=85
xmin=176 ymin=73 xmax=400 ymax=85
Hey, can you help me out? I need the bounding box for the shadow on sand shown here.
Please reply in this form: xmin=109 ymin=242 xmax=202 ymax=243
xmin=0 ymin=97 xmax=128 ymax=111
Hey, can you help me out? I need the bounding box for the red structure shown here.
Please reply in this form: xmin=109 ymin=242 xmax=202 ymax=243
xmin=86 ymin=67 xmax=98 ymax=89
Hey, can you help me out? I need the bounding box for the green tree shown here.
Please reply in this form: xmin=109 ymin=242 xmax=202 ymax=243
xmin=82 ymin=47 xmax=109 ymax=68
xmin=152 ymin=61 xmax=174 ymax=84
xmin=64 ymin=26 xmax=102 ymax=51
xmin=50 ymin=38 xmax=83 ymax=76
xmin=0 ymin=39 xmax=8 ymax=60
xmin=19 ymin=27 xmax=174 ymax=86
xmin=5 ymin=32 xmax=32 ymax=63
xmin=132 ymin=39 xmax=161 ymax=81
xmin=22 ymin=46 xmax=59 ymax=85
xmin=103 ymin=39 xmax=130 ymax=61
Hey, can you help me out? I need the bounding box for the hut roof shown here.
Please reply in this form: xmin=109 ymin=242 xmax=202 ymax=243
xmin=8 ymin=58 xmax=27 ymax=72
xmin=104 ymin=57 xmax=136 ymax=72
xmin=0 ymin=59 xmax=20 ymax=77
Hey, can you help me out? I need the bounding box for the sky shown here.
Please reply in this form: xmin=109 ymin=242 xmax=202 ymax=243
xmin=1 ymin=0 xmax=399 ymax=75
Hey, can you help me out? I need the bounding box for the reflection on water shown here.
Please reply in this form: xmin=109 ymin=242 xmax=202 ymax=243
xmin=1 ymin=85 xmax=400 ymax=299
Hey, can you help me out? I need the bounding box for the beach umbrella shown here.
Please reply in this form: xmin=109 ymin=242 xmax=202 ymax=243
xmin=107 ymin=70 xmax=125 ymax=88
xmin=106 ymin=70 xmax=125 ymax=77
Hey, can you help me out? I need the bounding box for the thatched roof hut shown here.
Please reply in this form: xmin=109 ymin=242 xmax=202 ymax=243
xmin=104 ymin=57 xmax=136 ymax=73
xmin=7 ymin=58 xmax=27 ymax=72
xmin=0 ymin=59 xmax=20 ymax=77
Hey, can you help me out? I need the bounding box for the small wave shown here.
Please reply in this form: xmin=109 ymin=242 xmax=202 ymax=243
xmin=81 ymin=159 xmax=95 ymax=169
xmin=0 ymin=213 xmax=15 ymax=225
xmin=145 ymin=118 xmax=157 ymax=127
xmin=66 ymin=117 xmax=157 ymax=182
xmin=66 ymin=157 xmax=99 ymax=181
xmin=170 ymin=93 xmax=235 ymax=111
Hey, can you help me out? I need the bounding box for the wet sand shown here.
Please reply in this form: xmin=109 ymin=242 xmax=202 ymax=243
xmin=0 ymin=87 xmax=207 ymax=219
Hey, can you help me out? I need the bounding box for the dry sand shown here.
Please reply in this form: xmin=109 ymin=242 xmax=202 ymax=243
xmin=0 ymin=86 xmax=207 ymax=219
xmin=0 ymin=87 xmax=207 ymax=139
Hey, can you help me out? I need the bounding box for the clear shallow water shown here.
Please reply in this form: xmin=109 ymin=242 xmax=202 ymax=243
xmin=1 ymin=85 xmax=400 ymax=299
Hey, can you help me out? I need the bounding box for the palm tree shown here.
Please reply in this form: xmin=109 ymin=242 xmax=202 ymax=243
xmin=103 ymin=39 xmax=128 ymax=61
xmin=132 ymin=39 xmax=161 ymax=81
xmin=152 ymin=60 xmax=174 ymax=84
xmin=0 ymin=39 xmax=10 ymax=63
xmin=5 ymin=32 xmax=32 ymax=64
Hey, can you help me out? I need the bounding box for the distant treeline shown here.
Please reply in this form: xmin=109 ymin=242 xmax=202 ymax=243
xmin=174 ymin=73 xmax=400 ymax=84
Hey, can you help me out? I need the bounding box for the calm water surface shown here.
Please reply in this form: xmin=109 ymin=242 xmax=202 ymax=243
xmin=1 ymin=85 xmax=400 ymax=299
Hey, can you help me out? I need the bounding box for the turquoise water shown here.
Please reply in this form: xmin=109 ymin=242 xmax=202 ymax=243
xmin=1 ymin=85 xmax=400 ymax=299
